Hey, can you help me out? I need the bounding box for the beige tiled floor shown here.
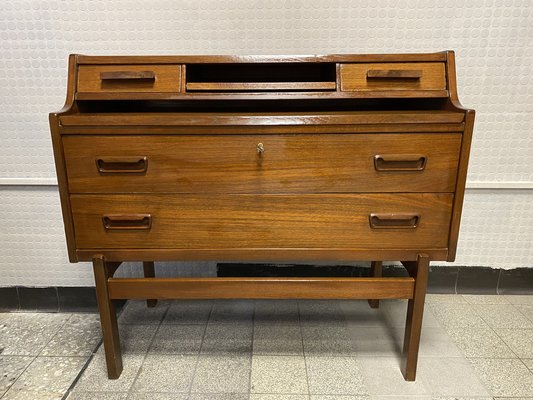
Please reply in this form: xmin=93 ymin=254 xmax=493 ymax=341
xmin=1 ymin=295 xmax=532 ymax=399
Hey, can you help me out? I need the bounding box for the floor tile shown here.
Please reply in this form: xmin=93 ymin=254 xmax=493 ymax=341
xmin=252 ymin=395 xmax=309 ymax=400
xmin=253 ymin=323 xmax=303 ymax=355
xmin=117 ymin=324 xmax=157 ymax=354
xmin=300 ymin=300 xmax=346 ymax=326
xmin=306 ymin=356 xmax=367 ymax=395
xmin=417 ymin=357 xmax=490 ymax=397
xmin=463 ymin=294 xmax=510 ymax=304
xmin=431 ymin=397 xmax=492 ymax=400
xmin=149 ymin=324 xmax=205 ymax=355
xmin=131 ymin=354 xmax=196 ymax=393
xmin=254 ymin=300 xmax=299 ymax=324
xmin=40 ymin=313 xmax=101 ymax=356
xmin=516 ymin=304 xmax=533 ymax=322
xmin=0 ymin=313 xmax=70 ymax=355
xmin=523 ymin=358 xmax=533 ymax=372
xmin=374 ymin=397 xmax=430 ymax=400
xmin=201 ymin=322 xmax=253 ymax=354
xmin=66 ymin=392 xmax=129 ymax=399
xmin=469 ymin=358 xmax=533 ymax=397
xmin=347 ymin=325 xmax=400 ymax=357
xmin=504 ymin=295 xmax=533 ymax=305
xmin=251 ymin=355 xmax=308 ymax=394
xmin=310 ymin=396 xmax=369 ymax=400
xmin=73 ymin=353 xmax=144 ymax=392
xmin=118 ymin=300 xmax=169 ymax=325
xmin=191 ymin=355 xmax=251 ymax=393
xmin=425 ymin=294 xmax=467 ymax=304
xmin=381 ymin=300 xmax=441 ymax=328
xmin=189 ymin=394 xmax=248 ymax=400
xmin=493 ymin=397 xmax=533 ymax=400
xmin=358 ymin=357 xmax=426 ymax=396
xmin=0 ymin=356 xmax=34 ymax=396
xmin=495 ymin=328 xmax=533 ymax=358
xmin=341 ymin=300 xmax=388 ymax=328
xmin=472 ymin=304 xmax=533 ymax=329
xmin=163 ymin=300 xmax=213 ymax=325
xmin=2 ymin=390 xmax=63 ymax=399
xmin=10 ymin=356 xmax=86 ymax=397
xmin=429 ymin=303 xmax=488 ymax=329
xmin=302 ymin=324 xmax=357 ymax=356
xmin=445 ymin=326 xmax=515 ymax=358
xmin=128 ymin=393 xmax=187 ymax=399
xmin=209 ymin=300 xmax=254 ymax=324
xmin=405 ymin=327 xmax=463 ymax=358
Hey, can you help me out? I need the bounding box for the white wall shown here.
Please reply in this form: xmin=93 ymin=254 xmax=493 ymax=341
xmin=1 ymin=0 xmax=532 ymax=286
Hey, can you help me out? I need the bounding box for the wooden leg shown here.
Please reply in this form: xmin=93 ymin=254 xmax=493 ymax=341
xmin=400 ymin=254 xmax=429 ymax=381
xmin=143 ymin=261 xmax=158 ymax=308
xmin=93 ymin=255 xmax=123 ymax=379
xmin=368 ymin=261 xmax=383 ymax=308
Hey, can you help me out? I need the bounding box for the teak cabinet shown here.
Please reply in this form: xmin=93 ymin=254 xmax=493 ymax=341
xmin=50 ymin=52 xmax=474 ymax=381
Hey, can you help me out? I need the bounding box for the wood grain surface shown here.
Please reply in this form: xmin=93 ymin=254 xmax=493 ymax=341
xmin=340 ymin=63 xmax=446 ymax=92
xmin=70 ymin=193 xmax=453 ymax=249
xmin=77 ymin=65 xmax=181 ymax=93
xmin=63 ymin=133 xmax=461 ymax=193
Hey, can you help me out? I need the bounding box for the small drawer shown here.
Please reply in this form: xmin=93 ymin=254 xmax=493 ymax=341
xmin=340 ymin=63 xmax=446 ymax=92
xmin=77 ymin=65 xmax=181 ymax=93
xmin=70 ymin=193 xmax=453 ymax=250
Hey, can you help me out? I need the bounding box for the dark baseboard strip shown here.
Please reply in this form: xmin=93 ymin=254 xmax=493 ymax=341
xmin=216 ymin=263 xmax=533 ymax=296
xmin=1 ymin=265 xmax=531 ymax=311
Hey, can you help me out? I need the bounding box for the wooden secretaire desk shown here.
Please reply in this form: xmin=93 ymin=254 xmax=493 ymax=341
xmin=50 ymin=51 xmax=474 ymax=381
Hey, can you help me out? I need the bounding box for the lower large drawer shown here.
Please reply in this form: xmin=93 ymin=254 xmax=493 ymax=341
xmin=71 ymin=194 xmax=453 ymax=249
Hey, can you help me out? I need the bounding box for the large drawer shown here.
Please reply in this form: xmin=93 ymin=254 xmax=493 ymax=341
xmin=70 ymin=193 xmax=453 ymax=249
xmin=340 ymin=63 xmax=446 ymax=92
xmin=63 ymin=134 xmax=461 ymax=193
xmin=77 ymin=65 xmax=182 ymax=93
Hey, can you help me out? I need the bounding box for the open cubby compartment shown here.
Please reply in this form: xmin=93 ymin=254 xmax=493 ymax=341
xmin=185 ymin=62 xmax=337 ymax=92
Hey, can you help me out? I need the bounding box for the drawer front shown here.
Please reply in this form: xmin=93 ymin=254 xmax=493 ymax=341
xmin=77 ymin=65 xmax=181 ymax=93
xmin=71 ymin=193 xmax=453 ymax=249
xmin=63 ymin=134 xmax=461 ymax=194
xmin=340 ymin=63 xmax=446 ymax=92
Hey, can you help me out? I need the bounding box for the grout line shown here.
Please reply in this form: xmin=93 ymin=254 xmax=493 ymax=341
xmin=469 ymin=302 xmax=524 ymax=361
xmin=496 ymin=268 xmax=503 ymax=295
xmin=248 ymin=300 xmax=256 ymax=395
xmin=60 ymin=345 xmax=101 ymax=400
xmin=14 ymin=286 xmax=20 ymax=311
xmin=127 ymin=300 xmax=170 ymax=396
xmin=298 ymin=300 xmax=312 ymax=396
xmin=37 ymin=313 xmax=73 ymax=357
xmin=190 ymin=300 xmax=214 ymax=395
xmin=453 ymin=266 xmax=459 ymax=295
xmin=1 ymin=355 xmax=38 ymax=400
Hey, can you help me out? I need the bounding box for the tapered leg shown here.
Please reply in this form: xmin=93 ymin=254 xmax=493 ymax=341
xmin=142 ymin=261 xmax=158 ymax=308
xmin=93 ymin=255 xmax=123 ymax=379
xmin=400 ymin=254 xmax=429 ymax=381
xmin=368 ymin=261 xmax=383 ymax=308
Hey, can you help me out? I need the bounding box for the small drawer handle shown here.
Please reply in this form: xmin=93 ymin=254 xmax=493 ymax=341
xmin=103 ymin=214 xmax=152 ymax=230
xmin=374 ymin=155 xmax=427 ymax=172
xmin=96 ymin=157 xmax=148 ymax=174
xmin=367 ymin=69 xmax=422 ymax=79
xmin=100 ymin=71 xmax=156 ymax=80
xmin=369 ymin=213 xmax=420 ymax=229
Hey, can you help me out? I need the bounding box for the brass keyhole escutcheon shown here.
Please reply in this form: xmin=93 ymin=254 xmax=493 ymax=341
xmin=256 ymin=142 xmax=265 ymax=154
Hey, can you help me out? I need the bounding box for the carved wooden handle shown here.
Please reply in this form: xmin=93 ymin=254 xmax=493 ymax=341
xmin=369 ymin=213 xmax=420 ymax=229
xmin=96 ymin=157 xmax=148 ymax=174
xmin=374 ymin=155 xmax=427 ymax=171
xmin=103 ymin=214 xmax=152 ymax=230
xmin=100 ymin=71 xmax=156 ymax=80
xmin=367 ymin=69 xmax=422 ymax=79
